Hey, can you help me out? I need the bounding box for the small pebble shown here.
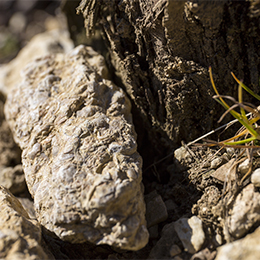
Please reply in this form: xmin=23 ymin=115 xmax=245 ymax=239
xmin=174 ymin=216 xmax=205 ymax=254
xmin=238 ymin=158 xmax=250 ymax=175
xmin=215 ymin=233 xmax=223 ymax=246
xmin=251 ymin=168 xmax=260 ymax=187
xmin=174 ymin=147 xmax=191 ymax=162
xmin=210 ymin=157 xmax=223 ymax=169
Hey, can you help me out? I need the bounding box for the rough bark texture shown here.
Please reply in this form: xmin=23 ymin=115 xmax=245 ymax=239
xmin=76 ymin=0 xmax=260 ymax=159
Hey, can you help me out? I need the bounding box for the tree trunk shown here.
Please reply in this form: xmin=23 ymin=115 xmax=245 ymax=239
xmin=76 ymin=0 xmax=260 ymax=167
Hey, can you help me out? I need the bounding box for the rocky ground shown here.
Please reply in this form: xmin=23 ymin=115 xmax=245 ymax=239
xmin=1 ymin=1 xmax=260 ymax=260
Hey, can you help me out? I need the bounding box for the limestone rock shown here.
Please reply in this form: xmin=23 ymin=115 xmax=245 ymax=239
xmin=215 ymin=226 xmax=260 ymax=260
xmin=0 ymin=29 xmax=74 ymax=96
xmin=4 ymin=45 xmax=148 ymax=250
xmin=227 ymin=183 xmax=260 ymax=239
xmin=174 ymin=216 xmax=205 ymax=254
xmin=251 ymin=168 xmax=260 ymax=187
xmin=0 ymin=185 xmax=53 ymax=260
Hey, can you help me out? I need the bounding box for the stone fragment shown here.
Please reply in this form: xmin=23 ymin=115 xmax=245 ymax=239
xmin=169 ymin=244 xmax=182 ymax=257
xmin=0 ymin=29 xmax=74 ymax=96
xmin=174 ymin=216 xmax=205 ymax=254
xmin=215 ymin=226 xmax=260 ymax=260
xmin=210 ymin=157 xmax=223 ymax=169
xmin=148 ymin=222 xmax=180 ymax=259
xmin=145 ymin=190 xmax=168 ymax=227
xmin=227 ymin=183 xmax=260 ymax=239
xmin=4 ymin=45 xmax=148 ymax=250
xmin=190 ymin=248 xmax=216 ymax=260
xmin=0 ymin=185 xmax=53 ymax=259
xmin=0 ymin=164 xmax=25 ymax=195
xmin=238 ymin=158 xmax=250 ymax=175
xmin=210 ymin=159 xmax=236 ymax=183
xmin=174 ymin=146 xmax=192 ymax=171
xmin=251 ymin=168 xmax=260 ymax=187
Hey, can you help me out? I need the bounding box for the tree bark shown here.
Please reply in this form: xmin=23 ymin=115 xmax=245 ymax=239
xmin=76 ymin=0 xmax=260 ymax=160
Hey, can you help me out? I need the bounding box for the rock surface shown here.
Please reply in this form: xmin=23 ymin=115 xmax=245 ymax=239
xmin=215 ymin=226 xmax=260 ymax=260
xmin=0 ymin=29 xmax=74 ymax=96
xmin=251 ymin=168 xmax=260 ymax=187
xmin=174 ymin=216 xmax=205 ymax=254
xmin=4 ymin=45 xmax=148 ymax=250
xmin=226 ymin=183 xmax=260 ymax=239
xmin=0 ymin=185 xmax=53 ymax=260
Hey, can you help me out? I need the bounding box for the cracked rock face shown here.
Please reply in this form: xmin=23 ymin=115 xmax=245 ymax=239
xmin=4 ymin=45 xmax=149 ymax=250
xmin=0 ymin=185 xmax=52 ymax=260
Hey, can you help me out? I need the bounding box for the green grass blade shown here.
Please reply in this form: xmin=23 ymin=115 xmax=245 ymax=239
xmin=223 ymin=136 xmax=256 ymax=146
xmin=214 ymin=98 xmax=258 ymax=137
xmin=231 ymin=72 xmax=260 ymax=101
xmin=238 ymin=82 xmax=247 ymax=120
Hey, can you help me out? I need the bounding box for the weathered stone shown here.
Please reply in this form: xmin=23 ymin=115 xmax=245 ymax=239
xmin=148 ymin=222 xmax=180 ymax=259
xmin=0 ymin=29 xmax=74 ymax=96
xmin=4 ymin=45 xmax=148 ymax=250
xmin=238 ymin=158 xmax=250 ymax=175
xmin=0 ymin=164 xmax=25 ymax=195
xmin=251 ymin=168 xmax=260 ymax=187
xmin=210 ymin=157 xmax=223 ymax=169
xmin=0 ymin=185 xmax=53 ymax=260
xmin=145 ymin=190 xmax=168 ymax=227
xmin=210 ymin=159 xmax=236 ymax=183
xmin=174 ymin=216 xmax=205 ymax=254
xmin=190 ymin=248 xmax=216 ymax=260
xmin=215 ymin=226 xmax=260 ymax=260
xmin=227 ymin=183 xmax=260 ymax=239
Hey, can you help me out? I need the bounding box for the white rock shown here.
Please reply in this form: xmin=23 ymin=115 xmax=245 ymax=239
xmin=174 ymin=147 xmax=190 ymax=162
xmin=251 ymin=168 xmax=260 ymax=187
xmin=210 ymin=157 xmax=223 ymax=169
xmin=238 ymin=158 xmax=250 ymax=175
xmin=0 ymin=185 xmax=53 ymax=259
xmin=4 ymin=45 xmax=148 ymax=251
xmin=215 ymin=226 xmax=260 ymax=260
xmin=0 ymin=29 xmax=74 ymax=96
xmin=227 ymin=184 xmax=260 ymax=239
xmin=174 ymin=216 xmax=205 ymax=254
